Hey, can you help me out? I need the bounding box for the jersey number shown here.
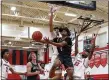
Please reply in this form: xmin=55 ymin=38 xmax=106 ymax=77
xmin=74 ymin=60 xmax=81 ymax=66
xmin=6 ymin=67 xmax=8 ymax=72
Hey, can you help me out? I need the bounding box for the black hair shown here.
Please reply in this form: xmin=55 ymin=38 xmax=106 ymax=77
xmin=53 ymin=27 xmax=71 ymax=36
xmin=1 ymin=49 xmax=9 ymax=58
xmin=59 ymin=27 xmax=63 ymax=32
xmin=53 ymin=27 xmax=59 ymax=30
xmin=60 ymin=27 xmax=71 ymax=36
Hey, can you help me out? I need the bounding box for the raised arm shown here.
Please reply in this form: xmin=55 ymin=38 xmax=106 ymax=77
xmin=75 ymin=34 xmax=79 ymax=56
xmin=88 ymin=34 xmax=97 ymax=60
xmin=49 ymin=6 xmax=58 ymax=39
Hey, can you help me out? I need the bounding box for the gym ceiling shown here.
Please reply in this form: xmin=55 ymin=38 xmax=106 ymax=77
xmin=1 ymin=0 xmax=108 ymax=49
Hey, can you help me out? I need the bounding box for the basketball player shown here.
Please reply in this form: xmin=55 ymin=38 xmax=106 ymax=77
xmin=48 ymin=27 xmax=63 ymax=79
xmin=64 ymin=34 xmax=96 ymax=80
xmin=0 ymin=49 xmax=26 ymax=80
xmin=41 ymin=27 xmax=66 ymax=79
xmin=39 ymin=27 xmax=74 ymax=80
xmin=27 ymin=52 xmax=44 ymax=80
xmin=33 ymin=27 xmax=62 ymax=79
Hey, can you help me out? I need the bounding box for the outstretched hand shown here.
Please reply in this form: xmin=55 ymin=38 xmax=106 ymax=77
xmin=43 ymin=37 xmax=50 ymax=43
xmin=40 ymin=69 xmax=45 ymax=75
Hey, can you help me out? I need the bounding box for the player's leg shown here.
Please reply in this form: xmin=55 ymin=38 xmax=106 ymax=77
xmin=51 ymin=67 xmax=62 ymax=80
xmin=63 ymin=57 xmax=74 ymax=80
xmin=49 ymin=57 xmax=61 ymax=78
xmin=49 ymin=64 xmax=56 ymax=78
xmin=66 ymin=68 xmax=74 ymax=80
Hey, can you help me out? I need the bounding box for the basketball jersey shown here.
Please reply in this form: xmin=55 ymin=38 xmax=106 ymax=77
xmin=51 ymin=37 xmax=60 ymax=62
xmin=27 ymin=62 xmax=40 ymax=80
xmin=53 ymin=37 xmax=72 ymax=56
xmin=0 ymin=59 xmax=11 ymax=80
xmin=51 ymin=45 xmax=58 ymax=62
xmin=73 ymin=54 xmax=89 ymax=79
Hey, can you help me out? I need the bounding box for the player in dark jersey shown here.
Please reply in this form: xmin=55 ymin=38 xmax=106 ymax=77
xmin=49 ymin=27 xmax=62 ymax=79
xmin=26 ymin=52 xmax=44 ymax=80
xmin=42 ymin=27 xmax=74 ymax=80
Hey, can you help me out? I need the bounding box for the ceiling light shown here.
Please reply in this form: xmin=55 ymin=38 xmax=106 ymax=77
xmin=11 ymin=7 xmax=16 ymax=11
xmin=65 ymin=13 xmax=77 ymax=17
xmin=8 ymin=42 xmax=12 ymax=44
xmin=32 ymin=44 xmax=34 ymax=46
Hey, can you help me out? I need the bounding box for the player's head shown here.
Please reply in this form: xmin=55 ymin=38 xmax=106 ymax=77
xmin=54 ymin=27 xmax=59 ymax=32
xmin=1 ymin=49 xmax=10 ymax=60
xmin=28 ymin=52 xmax=37 ymax=62
xmin=82 ymin=44 xmax=92 ymax=58
xmin=59 ymin=27 xmax=71 ymax=37
xmin=54 ymin=27 xmax=60 ymax=36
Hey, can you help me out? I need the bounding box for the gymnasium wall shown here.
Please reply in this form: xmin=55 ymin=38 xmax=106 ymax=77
xmin=1 ymin=22 xmax=108 ymax=79
xmin=85 ymin=45 xmax=108 ymax=79
xmin=2 ymin=22 xmax=108 ymax=61
xmin=73 ymin=23 xmax=108 ymax=79
xmin=2 ymin=22 xmax=53 ymax=39
xmin=71 ymin=23 xmax=108 ymax=53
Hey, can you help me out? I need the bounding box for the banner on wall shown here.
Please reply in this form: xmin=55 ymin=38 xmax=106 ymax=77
xmin=94 ymin=53 xmax=101 ymax=68
xmin=88 ymin=55 xmax=95 ymax=68
xmin=101 ymin=52 xmax=107 ymax=67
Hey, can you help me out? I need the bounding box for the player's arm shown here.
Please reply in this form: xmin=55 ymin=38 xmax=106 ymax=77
xmin=9 ymin=65 xmax=26 ymax=75
xmin=74 ymin=28 xmax=83 ymax=56
xmin=35 ymin=39 xmax=53 ymax=44
xmin=38 ymin=63 xmax=45 ymax=74
xmin=43 ymin=37 xmax=67 ymax=47
xmin=88 ymin=34 xmax=96 ymax=60
xmin=38 ymin=63 xmax=44 ymax=70
xmin=36 ymin=40 xmax=47 ymax=43
xmin=26 ymin=62 xmax=40 ymax=76
xmin=75 ymin=35 xmax=79 ymax=56
xmin=44 ymin=37 xmax=71 ymax=47
xmin=49 ymin=8 xmax=56 ymax=39
xmin=88 ymin=43 xmax=95 ymax=60
xmin=49 ymin=41 xmax=67 ymax=47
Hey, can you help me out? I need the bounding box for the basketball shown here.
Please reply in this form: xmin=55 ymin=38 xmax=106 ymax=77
xmin=32 ymin=31 xmax=43 ymax=41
